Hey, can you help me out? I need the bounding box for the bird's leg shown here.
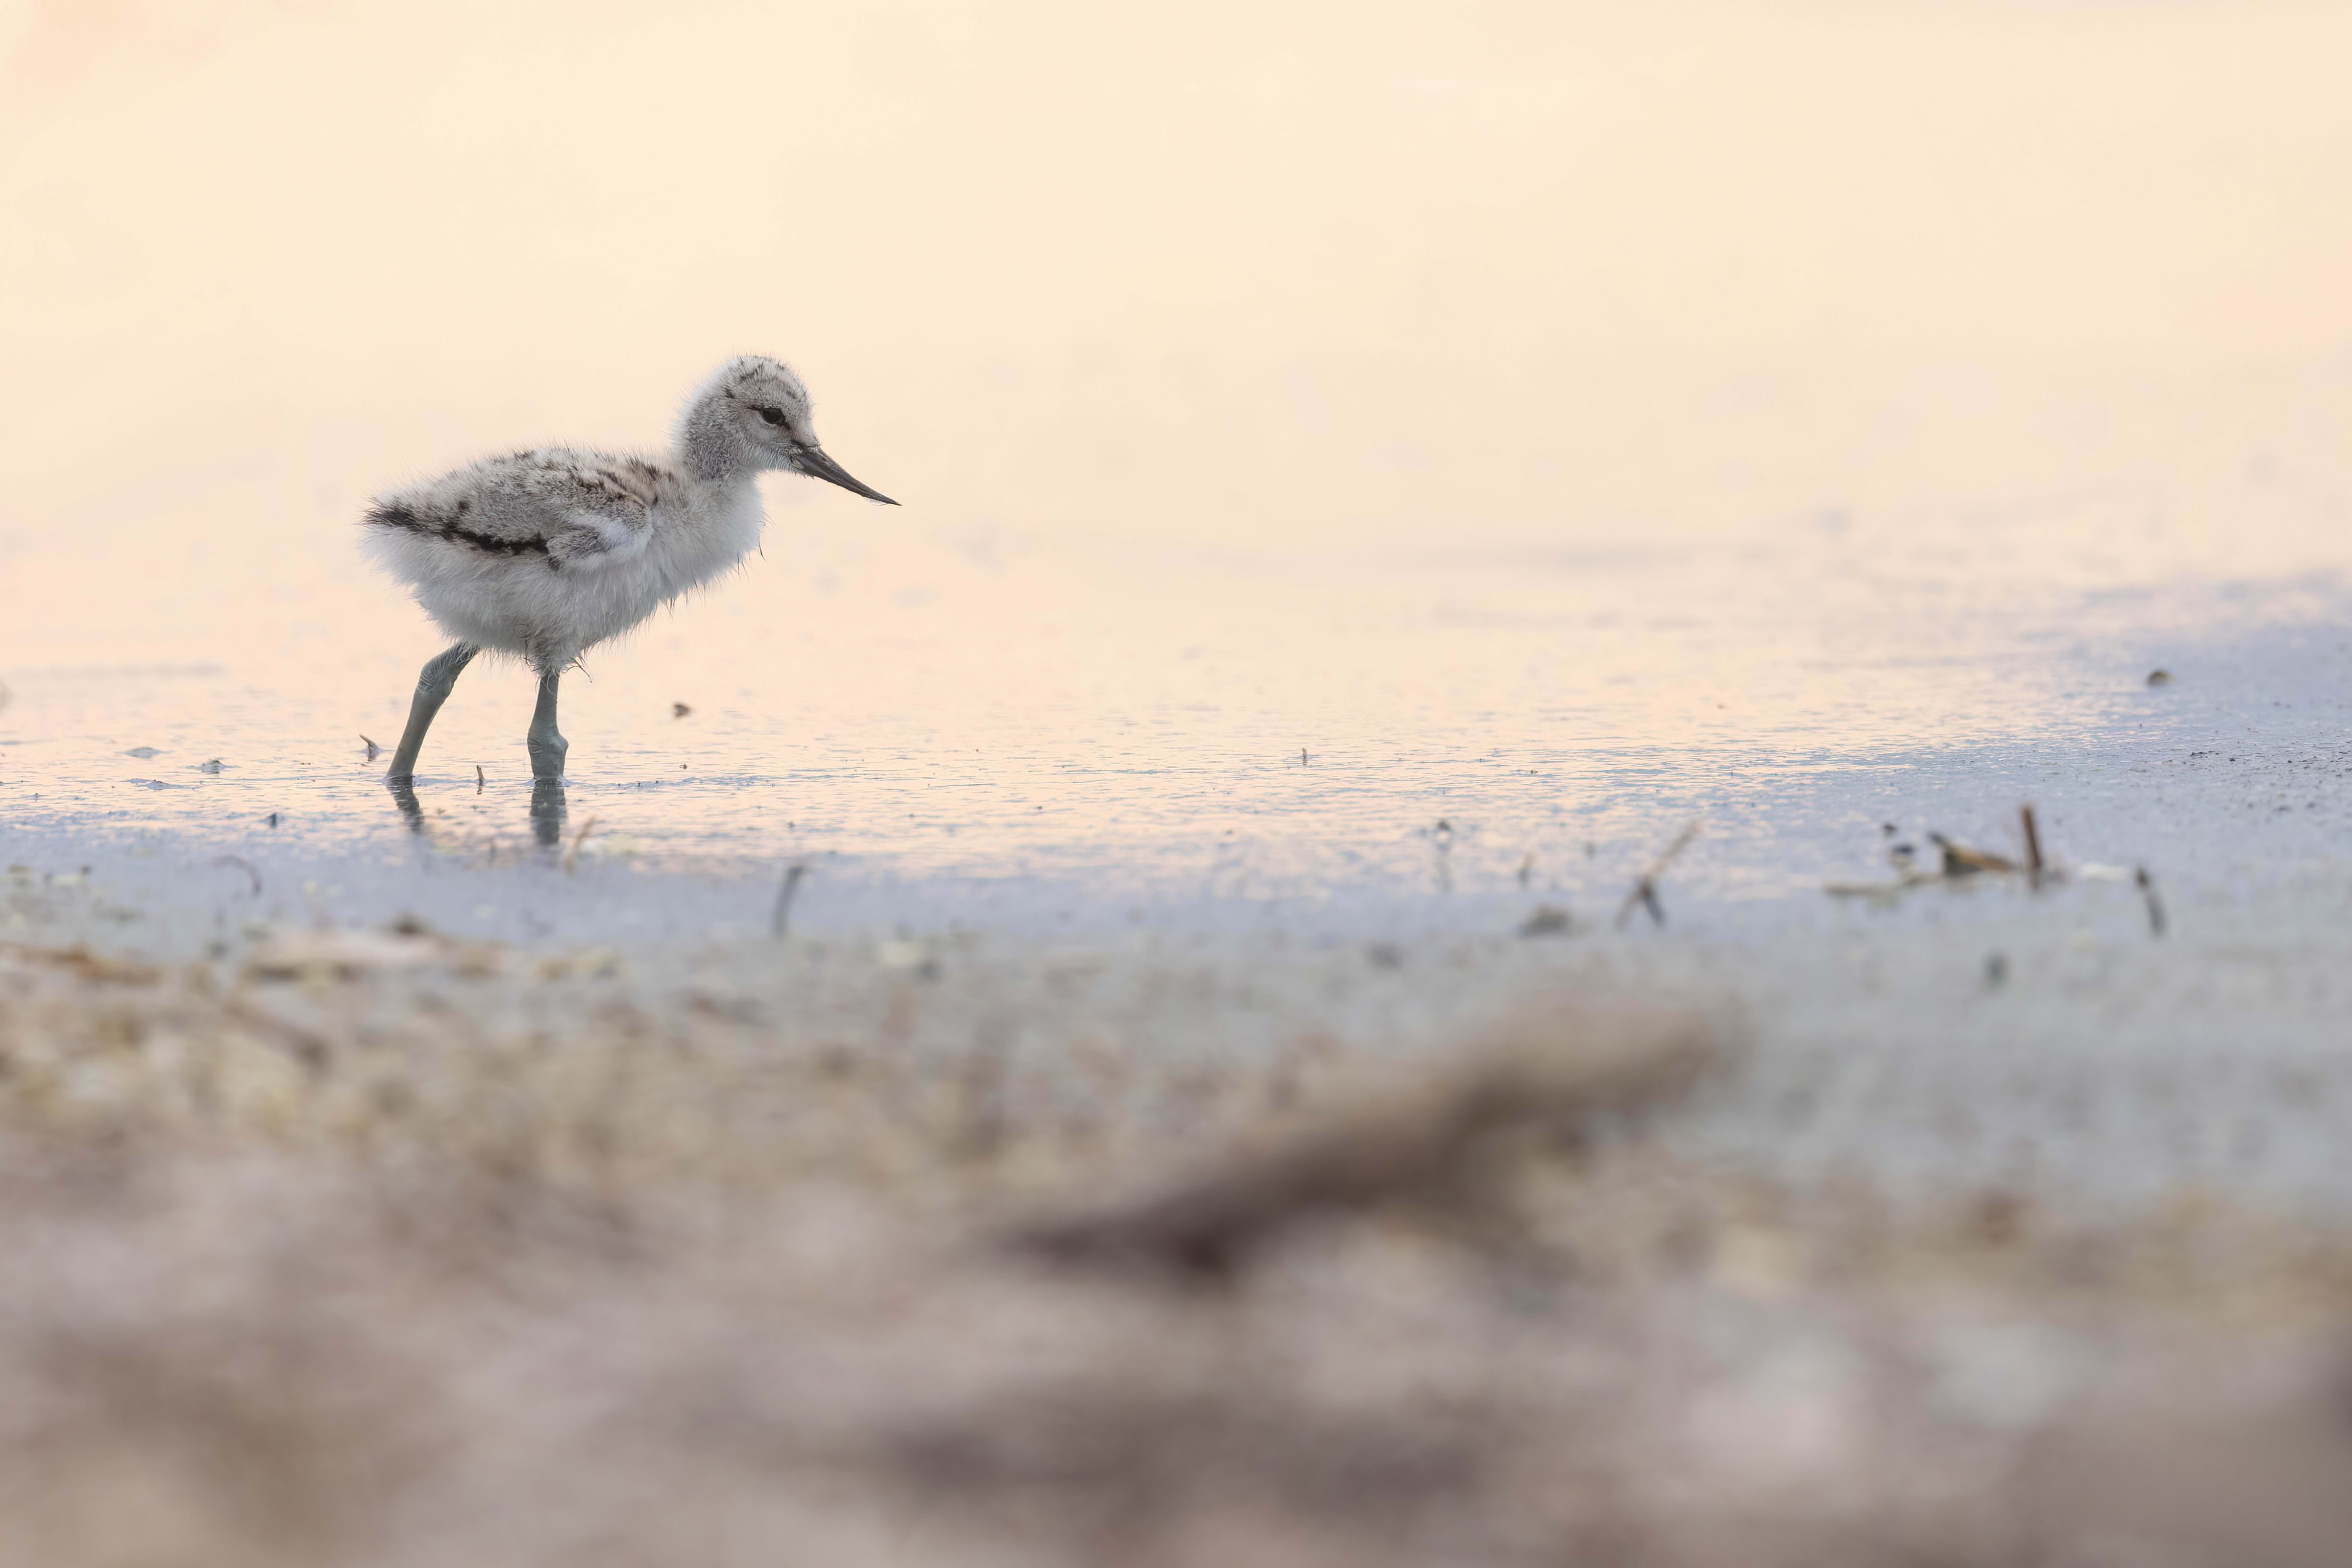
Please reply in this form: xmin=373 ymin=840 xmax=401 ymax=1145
xmin=386 ymin=643 xmax=478 ymax=782
xmin=526 ymin=669 xmax=568 ymax=782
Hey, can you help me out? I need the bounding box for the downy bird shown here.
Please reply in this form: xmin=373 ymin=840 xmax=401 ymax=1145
xmin=362 ymin=355 xmax=895 ymax=784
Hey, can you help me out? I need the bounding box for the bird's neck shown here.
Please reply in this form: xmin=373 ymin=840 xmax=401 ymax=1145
xmin=674 ymin=394 xmax=767 ymax=484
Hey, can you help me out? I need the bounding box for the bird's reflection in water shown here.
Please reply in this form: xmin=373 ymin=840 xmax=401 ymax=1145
xmin=384 ymin=777 xmax=568 ymax=850
xmin=529 ymin=780 xmax=567 ymax=848
xmin=387 ymin=777 xmax=425 ymax=834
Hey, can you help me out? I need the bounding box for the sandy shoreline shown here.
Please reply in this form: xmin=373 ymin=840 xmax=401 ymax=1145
xmin=7 ymin=844 xmax=2352 ymax=1563
xmin=10 ymin=764 xmax=2352 ymax=1212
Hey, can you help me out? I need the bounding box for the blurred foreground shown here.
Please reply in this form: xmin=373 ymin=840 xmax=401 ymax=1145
xmin=5 ymin=870 xmax=2352 ymax=1567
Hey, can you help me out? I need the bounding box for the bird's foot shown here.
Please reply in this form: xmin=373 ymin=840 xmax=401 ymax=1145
xmin=526 ymin=734 xmax=568 ymax=784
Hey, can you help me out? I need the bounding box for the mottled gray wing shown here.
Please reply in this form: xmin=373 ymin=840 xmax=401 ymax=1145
xmin=503 ymin=453 xmax=663 ymax=567
xmin=369 ymin=450 xmax=665 ymax=567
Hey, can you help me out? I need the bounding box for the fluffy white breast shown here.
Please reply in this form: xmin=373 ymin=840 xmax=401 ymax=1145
xmin=560 ymin=479 xmax=764 ymax=647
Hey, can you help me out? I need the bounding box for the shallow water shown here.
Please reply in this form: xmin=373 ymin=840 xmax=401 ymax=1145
xmin=4 ymin=503 xmax=2349 ymax=922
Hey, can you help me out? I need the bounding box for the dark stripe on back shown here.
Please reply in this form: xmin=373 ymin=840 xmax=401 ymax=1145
xmin=444 ymin=526 xmax=548 ymax=556
xmin=365 ymin=501 xmax=548 ymax=557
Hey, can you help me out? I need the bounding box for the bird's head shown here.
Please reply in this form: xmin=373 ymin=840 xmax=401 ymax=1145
xmin=681 ymin=355 xmax=898 ymax=503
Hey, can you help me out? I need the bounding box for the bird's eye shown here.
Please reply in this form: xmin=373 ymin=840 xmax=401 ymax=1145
xmin=758 ymin=406 xmax=786 ymax=426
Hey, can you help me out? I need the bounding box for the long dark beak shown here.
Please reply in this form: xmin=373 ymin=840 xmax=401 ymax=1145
xmin=795 ymin=445 xmax=898 ymax=505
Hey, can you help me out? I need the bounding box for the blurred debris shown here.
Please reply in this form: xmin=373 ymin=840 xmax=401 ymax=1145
xmin=673 ymin=702 xmax=691 ymax=718
xmin=1364 ymin=942 xmax=1404 ymax=970
xmin=123 ymin=746 xmax=159 ymax=759
xmin=1615 ymin=820 xmax=1699 ymax=930
xmin=1830 ymin=805 xmax=2136 ymax=904
xmin=361 ymin=734 xmax=381 ymax=762
xmin=476 ymin=764 xmax=486 ymax=792
xmin=196 ymin=757 xmax=225 ymax=773
xmin=1518 ymin=905 xmax=1573 ymax=938
xmin=2147 ymin=669 xmax=2174 ymax=687
xmin=212 ymin=855 xmax=262 ymax=895
xmin=1011 ymin=1005 xmax=1718 ymax=1279
xmin=0 ymin=942 xmax=161 ymax=985
xmin=1985 ymin=952 xmax=2009 ymax=989
xmin=244 ymin=926 xmax=467 ymax=982
xmin=1933 ymin=834 xmax=2021 ymax=877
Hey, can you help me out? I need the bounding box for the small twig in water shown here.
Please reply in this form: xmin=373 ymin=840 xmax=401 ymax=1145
xmin=361 ymin=735 xmax=380 ymax=762
xmin=1615 ymin=820 xmax=1700 ymax=930
xmin=2020 ymin=804 xmax=2046 ymax=890
xmin=2136 ymin=866 xmax=2167 ymax=937
xmin=211 ymin=855 xmax=262 ymax=895
xmin=475 ymin=764 xmax=485 ymax=792
xmin=772 ymin=861 xmax=809 ymax=937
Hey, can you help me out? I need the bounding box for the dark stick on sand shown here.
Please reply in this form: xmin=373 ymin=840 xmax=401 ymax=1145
xmin=771 ymin=862 xmax=810 ymax=937
xmin=2136 ymin=865 xmax=2167 ymax=937
xmin=1615 ymin=820 xmax=1700 ymax=930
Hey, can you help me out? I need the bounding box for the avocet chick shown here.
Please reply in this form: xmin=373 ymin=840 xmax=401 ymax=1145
xmin=362 ymin=356 xmax=895 ymax=784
